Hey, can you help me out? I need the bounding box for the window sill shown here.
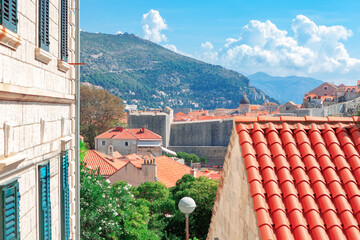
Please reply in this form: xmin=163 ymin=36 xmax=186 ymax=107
xmin=0 ymin=25 xmax=21 ymax=50
xmin=0 ymin=154 xmax=26 ymax=173
xmin=61 ymin=136 xmax=73 ymax=151
xmin=35 ymin=47 xmax=52 ymax=64
xmin=58 ymin=60 xmax=70 ymax=72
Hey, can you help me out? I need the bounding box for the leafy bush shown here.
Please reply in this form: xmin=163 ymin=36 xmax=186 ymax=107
xmin=80 ymin=165 xmax=158 ymax=239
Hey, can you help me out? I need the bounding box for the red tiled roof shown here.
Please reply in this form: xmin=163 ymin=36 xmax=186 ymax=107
xmin=155 ymin=156 xmax=203 ymax=187
xmin=96 ymin=128 xmax=162 ymax=140
xmin=235 ymin=116 xmax=360 ymax=240
xmin=82 ymin=150 xmax=118 ymax=175
xmin=175 ymin=112 xmax=186 ymax=116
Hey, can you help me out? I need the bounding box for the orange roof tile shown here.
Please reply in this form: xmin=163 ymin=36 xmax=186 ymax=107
xmin=96 ymin=127 xmax=162 ymax=140
xmin=155 ymin=156 xmax=203 ymax=187
xmin=175 ymin=112 xmax=186 ymax=116
xmin=82 ymin=150 xmax=118 ymax=175
xmin=234 ymin=117 xmax=360 ymax=240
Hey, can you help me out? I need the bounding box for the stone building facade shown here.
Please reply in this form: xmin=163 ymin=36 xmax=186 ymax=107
xmin=0 ymin=0 xmax=77 ymax=239
xmin=95 ymin=127 xmax=163 ymax=157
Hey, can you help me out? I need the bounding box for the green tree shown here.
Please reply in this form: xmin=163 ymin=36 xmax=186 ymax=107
xmin=132 ymin=182 xmax=176 ymax=239
xmin=200 ymin=157 xmax=207 ymax=164
xmin=80 ymin=85 xmax=125 ymax=148
xmin=166 ymin=175 xmax=219 ymax=240
xmin=80 ymin=165 xmax=158 ymax=239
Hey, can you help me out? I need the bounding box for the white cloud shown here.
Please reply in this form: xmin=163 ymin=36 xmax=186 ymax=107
xmin=201 ymin=41 xmax=214 ymax=51
xmin=116 ymin=31 xmax=123 ymax=35
xmin=142 ymin=9 xmax=168 ymax=43
xmin=195 ymin=15 xmax=360 ymax=81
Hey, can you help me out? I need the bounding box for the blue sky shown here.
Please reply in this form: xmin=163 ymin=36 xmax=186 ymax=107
xmin=81 ymin=0 xmax=360 ymax=83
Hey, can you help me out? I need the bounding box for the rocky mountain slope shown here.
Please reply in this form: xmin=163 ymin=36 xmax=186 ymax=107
xmin=80 ymin=32 xmax=277 ymax=109
xmin=248 ymin=72 xmax=323 ymax=104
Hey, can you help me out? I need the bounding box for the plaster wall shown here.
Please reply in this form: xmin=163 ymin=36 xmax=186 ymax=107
xmin=107 ymin=163 xmax=156 ymax=187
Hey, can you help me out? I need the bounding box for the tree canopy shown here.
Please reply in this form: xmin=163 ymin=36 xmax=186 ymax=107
xmin=80 ymin=85 xmax=125 ymax=148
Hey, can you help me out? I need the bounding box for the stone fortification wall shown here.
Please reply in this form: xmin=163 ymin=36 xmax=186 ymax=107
xmin=168 ymin=146 xmax=228 ymax=166
xmin=286 ymin=97 xmax=360 ymax=117
xmin=170 ymin=119 xmax=233 ymax=146
xmin=128 ymin=112 xmax=172 ymax=147
xmin=309 ymin=97 xmax=360 ymax=117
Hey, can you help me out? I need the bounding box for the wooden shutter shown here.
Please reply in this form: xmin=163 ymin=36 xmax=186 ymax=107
xmin=38 ymin=0 xmax=49 ymax=51
xmin=60 ymin=0 xmax=68 ymax=61
xmin=61 ymin=150 xmax=70 ymax=239
xmin=39 ymin=163 xmax=51 ymax=240
xmin=1 ymin=180 xmax=20 ymax=240
xmin=0 ymin=0 xmax=18 ymax=32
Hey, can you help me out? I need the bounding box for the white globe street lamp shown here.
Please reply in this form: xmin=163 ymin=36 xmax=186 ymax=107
xmin=178 ymin=197 xmax=196 ymax=240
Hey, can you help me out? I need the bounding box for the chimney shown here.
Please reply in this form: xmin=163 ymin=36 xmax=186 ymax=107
xmin=115 ymin=126 xmax=124 ymax=131
xmin=141 ymin=127 xmax=145 ymax=133
xmin=190 ymin=167 xmax=197 ymax=178
xmin=141 ymin=158 xmax=157 ymax=182
xmin=357 ymin=80 xmax=360 ymax=87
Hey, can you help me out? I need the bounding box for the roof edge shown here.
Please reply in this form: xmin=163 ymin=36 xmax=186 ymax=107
xmin=234 ymin=116 xmax=360 ymax=123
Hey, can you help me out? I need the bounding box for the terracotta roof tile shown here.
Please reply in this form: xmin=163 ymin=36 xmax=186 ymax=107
xmin=234 ymin=117 xmax=360 ymax=239
xmin=82 ymin=150 xmax=118 ymax=175
xmin=96 ymin=128 xmax=162 ymax=140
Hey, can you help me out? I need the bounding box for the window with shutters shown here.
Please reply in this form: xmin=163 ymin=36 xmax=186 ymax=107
xmin=61 ymin=150 xmax=70 ymax=240
xmin=38 ymin=0 xmax=50 ymax=51
xmin=0 ymin=0 xmax=18 ymax=32
xmin=60 ymin=0 xmax=68 ymax=61
xmin=0 ymin=179 xmax=20 ymax=240
xmin=39 ymin=162 xmax=51 ymax=240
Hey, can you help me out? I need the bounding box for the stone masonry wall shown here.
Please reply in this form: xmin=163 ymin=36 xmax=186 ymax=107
xmin=128 ymin=112 xmax=171 ymax=147
xmin=0 ymin=0 xmax=77 ymax=239
xmin=170 ymin=119 xmax=233 ymax=147
xmin=207 ymin=126 xmax=260 ymax=240
xmin=168 ymin=146 xmax=228 ymax=166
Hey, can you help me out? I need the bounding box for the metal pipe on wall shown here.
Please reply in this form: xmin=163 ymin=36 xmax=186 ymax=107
xmin=74 ymin=0 xmax=81 ymax=238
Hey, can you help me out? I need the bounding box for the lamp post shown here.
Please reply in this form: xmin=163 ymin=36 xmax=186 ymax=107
xmin=178 ymin=197 xmax=196 ymax=240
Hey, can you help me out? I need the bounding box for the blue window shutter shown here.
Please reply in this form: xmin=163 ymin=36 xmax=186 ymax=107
xmin=38 ymin=0 xmax=49 ymax=51
xmin=39 ymin=163 xmax=51 ymax=240
xmin=61 ymin=150 xmax=70 ymax=239
xmin=1 ymin=180 xmax=20 ymax=240
xmin=60 ymin=0 xmax=68 ymax=61
xmin=0 ymin=0 xmax=18 ymax=32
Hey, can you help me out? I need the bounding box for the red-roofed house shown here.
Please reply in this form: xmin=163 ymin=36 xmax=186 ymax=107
xmin=82 ymin=150 xmax=119 ymax=177
xmin=95 ymin=127 xmax=163 ymax=156
xmin=107 ymin=155 xmax=207 ymax=187
xmin=208 ymin=116 xmax=360 ymax=240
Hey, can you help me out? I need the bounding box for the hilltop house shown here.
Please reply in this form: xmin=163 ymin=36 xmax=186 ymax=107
xmin=208 ymin=116 xmax=360 ymax=240
xmin=0 ymin=0 xmax=78 ymax=239
xmin=303 ymin=81 xmax=360 ymax=108
xmin=95 ymin=127 xmax=163 ymax=156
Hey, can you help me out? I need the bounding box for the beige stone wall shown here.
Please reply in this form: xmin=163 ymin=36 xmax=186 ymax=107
xmin=107 ymin=163 xmax=157 ymax=187
xmin=137 ymin=146 xmax=162 ymax=156
xmin=0 ymin=0 xmax=77 ymax=239
xmin=96 ymin=138 xmax=138 ymax=156
xmin=108 ymin=163 xmax=146 ymax=186
xmin=207 ymin=125 xmax=260 ymax=240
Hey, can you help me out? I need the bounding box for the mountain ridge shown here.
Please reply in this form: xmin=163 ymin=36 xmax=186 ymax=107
xmin=80 ymin=31 xmax=278 ymax=109
xmin=248 ymin=72 xmax=323 ymax=104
